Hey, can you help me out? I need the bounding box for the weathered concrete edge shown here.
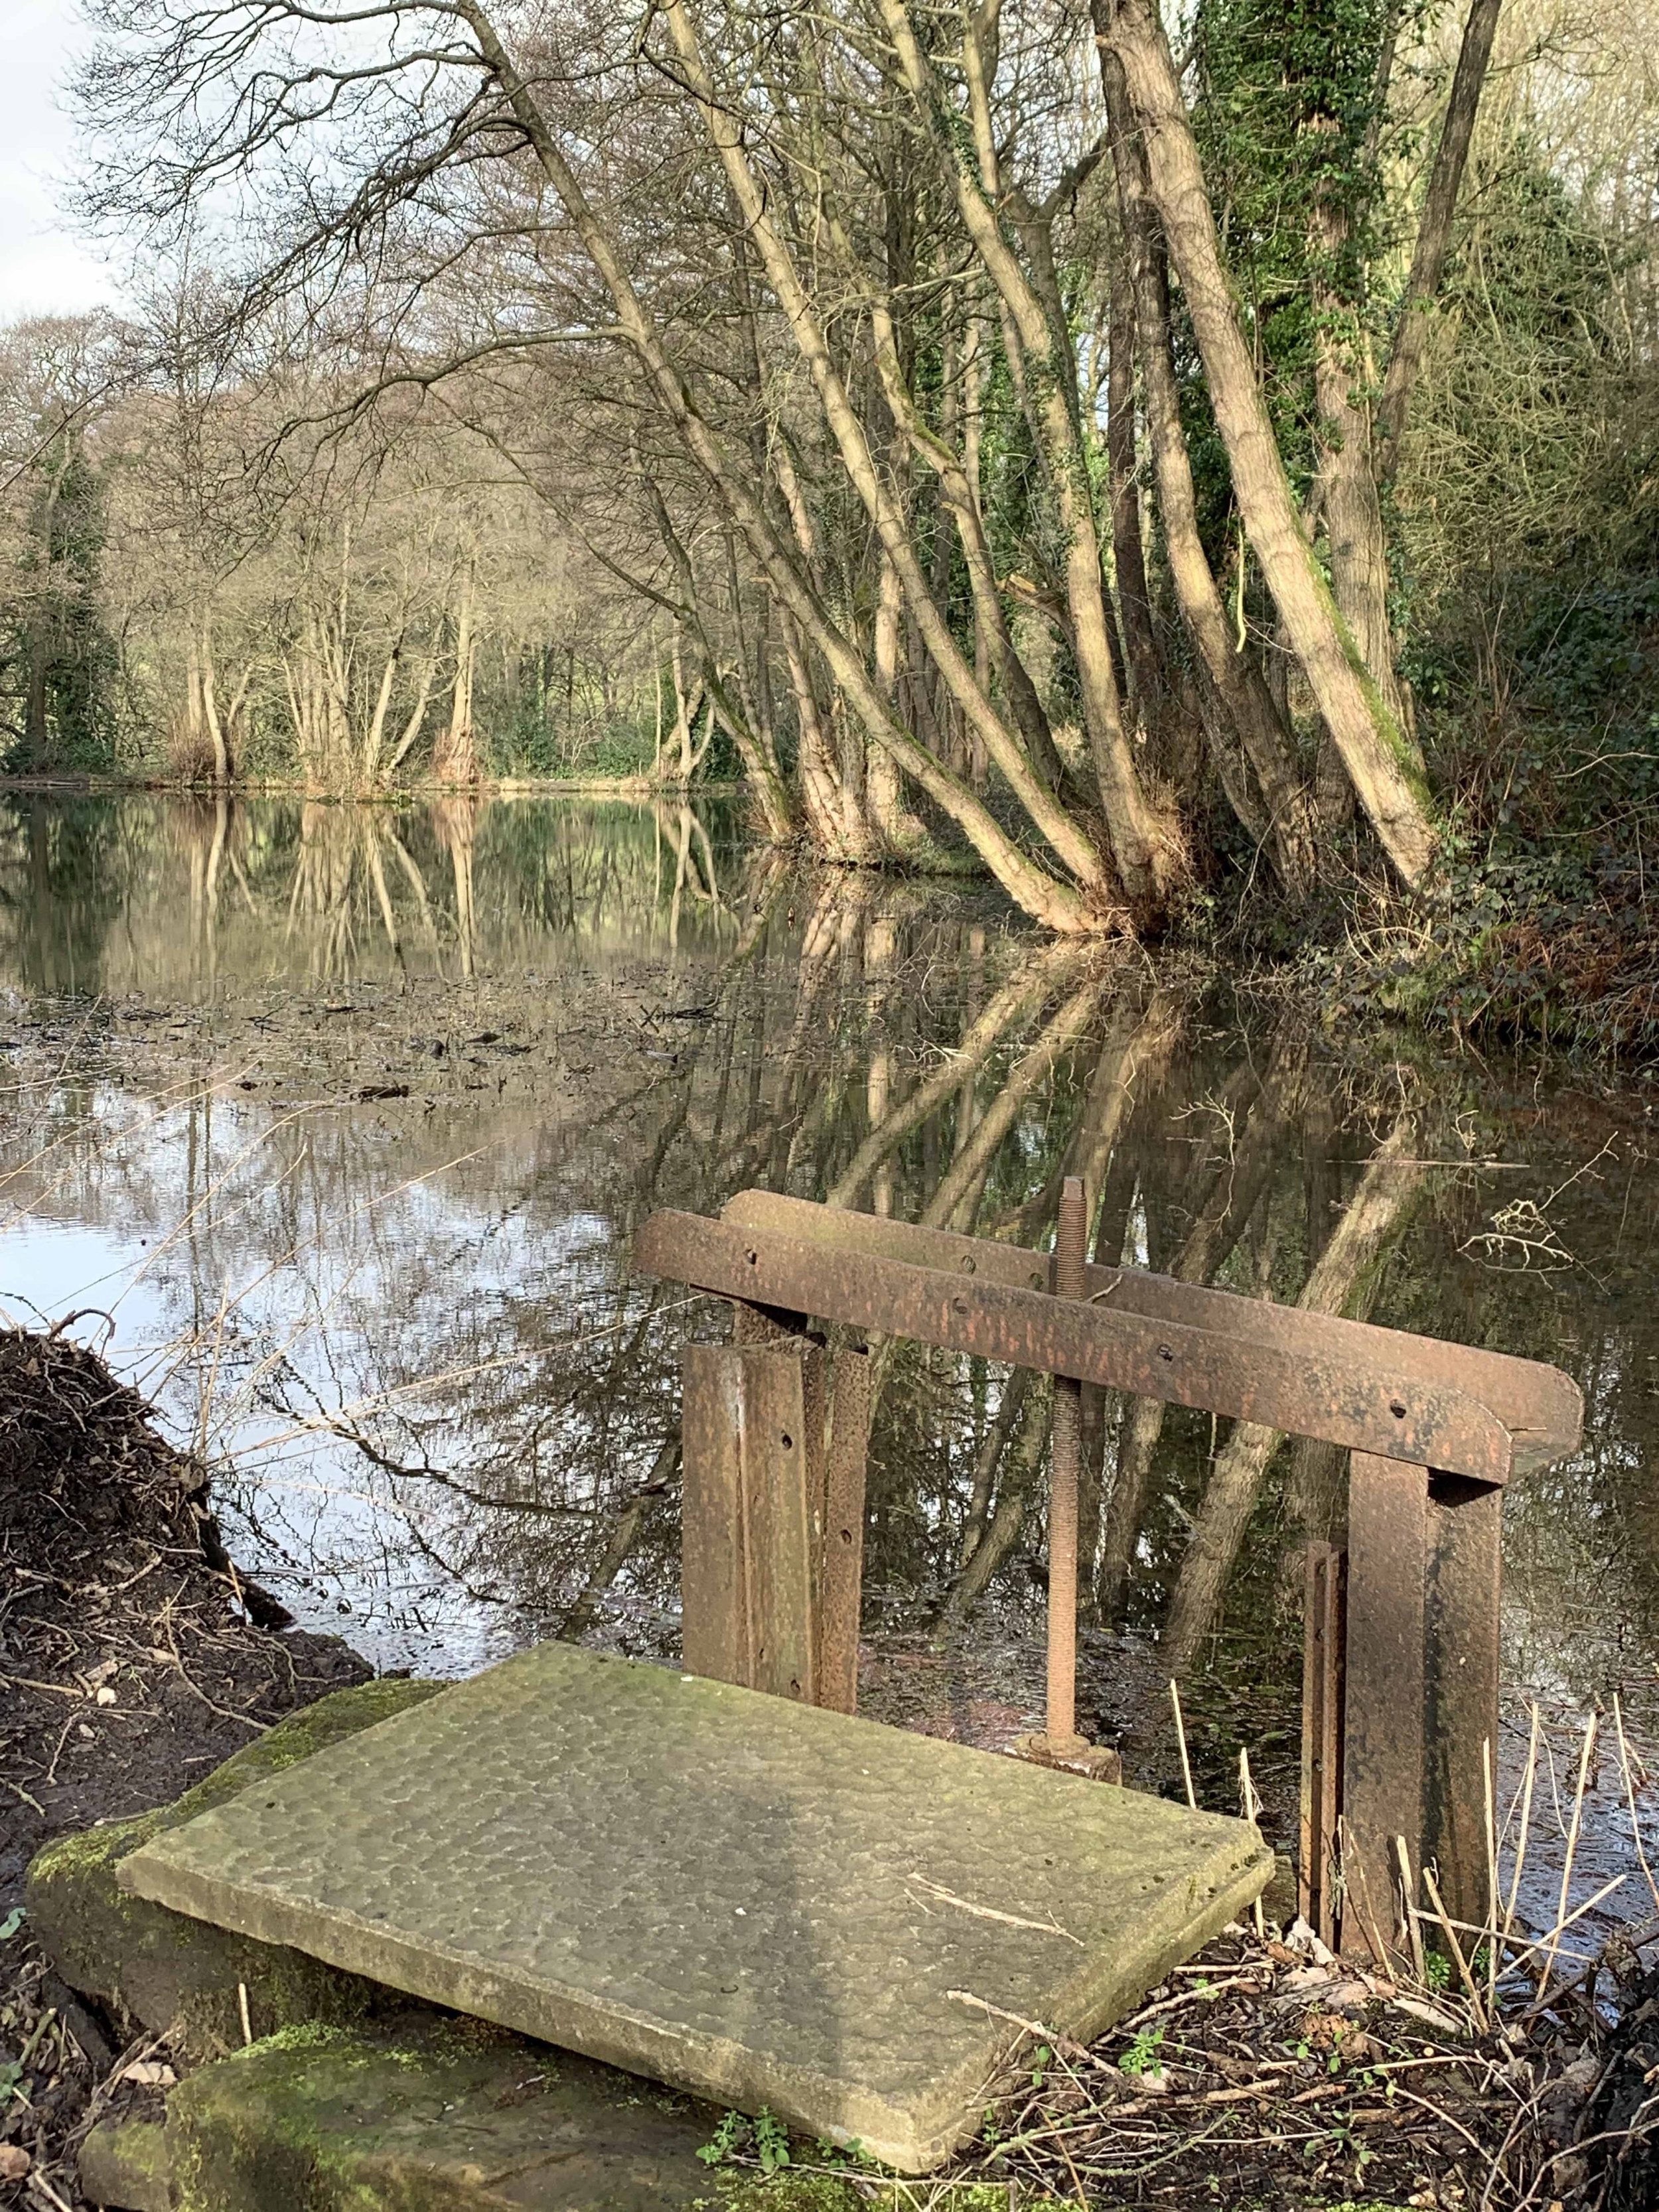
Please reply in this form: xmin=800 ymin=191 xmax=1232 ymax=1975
xmin=117 ymin=1822 xmax=1273 ymax=2174
xmin=26 ymin=1678 xmax=447 ymax=2059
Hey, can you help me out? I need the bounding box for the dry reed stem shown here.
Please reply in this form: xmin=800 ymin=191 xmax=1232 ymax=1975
xmin=1397 ymin=1833 xmax=1430 ymax=1986
xmin=1484 ymin=1734 xmax=1501 ymax=2010
xmin=1612 ymin=1691 xmax=1659 ymax=1916
xmin=1502 ymin=1704 xmax=1543 ymax=1962
xmin=1421 ymin=1861 xmax=1488 ymax=2028
xmin=1169 ymin=1678 xmax=1196 ymax=1809
xmin=1538 ymin=1712 xmax=1597 ymax=2000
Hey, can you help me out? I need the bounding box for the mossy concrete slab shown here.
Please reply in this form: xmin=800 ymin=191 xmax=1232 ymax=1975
xmin=78 ymin=2015 xmax=867 ymax=2212
xmin=119 ymin=1642 xmax=1270 ymax=2172
xmin=28 ymin=1676 xmax=443 ymax=2059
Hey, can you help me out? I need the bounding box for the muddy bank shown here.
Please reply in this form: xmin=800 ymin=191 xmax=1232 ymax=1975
xmin=1 ymin=959 xmax=715 ymax=1126
xmin=0 ymin=1328 xmax=372 ymax=2203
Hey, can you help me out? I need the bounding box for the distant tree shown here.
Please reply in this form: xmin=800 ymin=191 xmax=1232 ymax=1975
xmin=0 ymin=321 xmax=121 ymax=772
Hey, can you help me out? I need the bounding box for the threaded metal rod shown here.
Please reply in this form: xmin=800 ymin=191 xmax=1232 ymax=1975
xmin=1047 ymin=1174 xmax=1087 ymax=1745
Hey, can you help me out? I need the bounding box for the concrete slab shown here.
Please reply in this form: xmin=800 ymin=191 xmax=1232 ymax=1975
xmin=119 ymin=1643 xmax=1270 ymax=2173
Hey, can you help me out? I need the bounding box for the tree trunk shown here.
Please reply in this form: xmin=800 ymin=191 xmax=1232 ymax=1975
xmin=199 ymin=628 xmax=232 ymax=785
xmin=1309 ymin=184 xmax=1408 ymax=727
xmin=662 ymin=0 xmax=1109 ymax=905
xmin=1106 ymin=243 xmax=1160 ymax=729
xmin=879 ymin=0 xmax=1179 ymax=918
xmin=1376 ymin=0 xmax=1506 ymax=480
xmin=433 ymin=570 xmax=480 ymax=786
xmin=459 ymin=0 xmax=1094 ymax=934
xmin=1100 ymin=44 xmax=1317 ymax=898
xmin=869 ymin=550 xmax=915 ymax=848
xmin=1102 ymin=0 xmax=1439 ymax=889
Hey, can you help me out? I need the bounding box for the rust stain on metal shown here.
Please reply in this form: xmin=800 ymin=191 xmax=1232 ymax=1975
xmin=1046 ymin=1176 xmax=1086 ymax=1749
xmin=1299 ymin=1542 xmax=1346 ymax=1950
xmin=717 ymin=1192 xmax=1581 ymax=1468
xmin=634 ymin=1207 xmax=1567 ymax=1484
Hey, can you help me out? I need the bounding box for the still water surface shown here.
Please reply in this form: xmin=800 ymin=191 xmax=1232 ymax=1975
xmin=3 ymin=792 xmax=1656 ymax=1931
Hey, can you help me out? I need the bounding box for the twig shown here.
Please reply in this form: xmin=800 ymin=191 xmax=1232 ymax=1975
xmin=944 ymin=1989 xmax=1090 ymax=2062
xmin=907 ymin=1875 xmax=1082 ymax=1946
xmin=1397 ymin=1834 xmax=1429 ymax=1987
xmin=1170 ymin=1680 xmax=1196 ymax=1809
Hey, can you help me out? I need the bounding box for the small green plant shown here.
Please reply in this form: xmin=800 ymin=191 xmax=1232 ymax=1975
xmin=0 ymin=1907 xmax=23 ymax=1940
xmin=696 ymin=2111 xmax=748 ymax=2167
xmin=753 ymin=2109 xmax=791 ymax=2174
xmin=1423 ymin=1950 xmax=1452 ymax=1992
xmin=1118 ymin=2023 xmax=1165 ymax=2076
xmin=811 ymin=2136 xmax=875 ymax=2171
xmin=1030 ymin=2042 xmax=1052 ymax=2087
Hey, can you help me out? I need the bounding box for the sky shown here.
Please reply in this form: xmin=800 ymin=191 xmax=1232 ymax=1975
xmin=1 ymin=0 xmax=122 ymax=317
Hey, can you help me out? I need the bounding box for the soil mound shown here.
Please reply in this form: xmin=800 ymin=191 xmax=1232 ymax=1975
xmin=1 ymin=1323 xmax=371 ymax=2203
xmin=0 ymin=1325 xmax=206 ymax=1556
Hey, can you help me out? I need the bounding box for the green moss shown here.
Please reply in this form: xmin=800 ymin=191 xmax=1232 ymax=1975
xmin=167 ymin=1678 xmax=445 ymax=1824
xmin=26 ymin=1677 xmax=442 ymax=2057
xmin=708 ymin=2179 xmax=863 ymax=2211
xmin=79 ymin=2117 xmax=173 ymax=2212
xmin=161 ymin=2019 xmax=740 ymax=2210
xmin=230 ymin=2019 xmax=357 ymax=2059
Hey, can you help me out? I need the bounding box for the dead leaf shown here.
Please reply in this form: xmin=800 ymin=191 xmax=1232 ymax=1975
xmin=95 ymin=1685 xmax=117 ymax=1706
xmin=0 ymin=2144 xmax=30 ymax=2181
xmin=119 ymin=2061 xmax=176 ymax=2087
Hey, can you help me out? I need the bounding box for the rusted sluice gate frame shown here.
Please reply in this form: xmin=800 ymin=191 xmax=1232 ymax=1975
xmin=636 ymin=1187 xmax=1582 ymax=1964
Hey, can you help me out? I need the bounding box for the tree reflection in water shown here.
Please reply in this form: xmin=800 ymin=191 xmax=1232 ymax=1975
xmin=1 ymin=796 xmax=1657 ymax=1846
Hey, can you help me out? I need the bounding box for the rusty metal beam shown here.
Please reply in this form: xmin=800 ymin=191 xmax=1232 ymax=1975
xmin=718 ymin=1191 xmax=1581 ymax=1469
xmin=636 ymin=1209 xmax=1519 ymax=1484
xmin=1423 ymin=1473 xmax=1503 ymax=1937
xmin=1341 ymin=1454 xmax=1427 ymax=1963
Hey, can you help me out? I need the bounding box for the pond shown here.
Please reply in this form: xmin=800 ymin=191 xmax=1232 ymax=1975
xmin=3 ymin=790 xmax=1656 ymax=1953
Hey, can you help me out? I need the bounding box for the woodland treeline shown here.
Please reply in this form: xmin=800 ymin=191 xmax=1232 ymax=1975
xmin=0 ymin=0 xmax=1654 ymax=942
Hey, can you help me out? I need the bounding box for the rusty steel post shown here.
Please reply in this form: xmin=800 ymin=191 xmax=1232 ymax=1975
xmin=1299 ymin=1542 xmax=1347 ymax=1950
xmin=1046 ymin=1176 xmax=1087 ymax=1748
xmin=816 ymin=1347 xmax=871 ymax=1716
xmin=1340 ymin=1451 xmax=1425 ymax=1963
xmin=1339 ymin=1452 xmax=1504 ymax=1961
xmin=1423 ymin=1473 xmax=1503 ymax=1936
xmin=681 ymin=1341 xmax=823 ymax=1702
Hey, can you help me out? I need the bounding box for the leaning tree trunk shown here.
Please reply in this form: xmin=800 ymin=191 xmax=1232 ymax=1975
xmin=457 ymin=0 xmax=1095 ymax=934
xmin=1100 ymin=42 xmax=1317 ymax=898
xmin=1101 ymin=0 xmax=1440 ymax=890
xmin=877 ymin=0 xmax=1179 ymax=919
xmin=198 ymin=627 xmax=233 ymax=785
